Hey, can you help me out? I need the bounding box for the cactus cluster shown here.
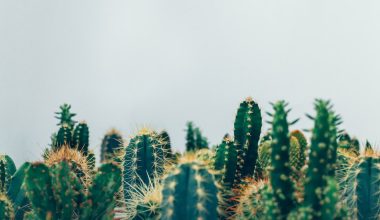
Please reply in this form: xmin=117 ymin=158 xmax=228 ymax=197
xmin=2 ymin=98 xmax=380 ymax=220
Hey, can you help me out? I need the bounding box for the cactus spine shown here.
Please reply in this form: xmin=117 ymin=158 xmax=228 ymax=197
xmin=123 ymin=129 xmax=166 ymax=201
xmin=269 ymin=101 xmax=296 ymax=219
xmin=304 ymin=100 xmax=340 ymax=219
xmin=0 ymin=155 xmax=16 ymax=193
xmin=234 ymin=97 xmax=262 ymax=179
xmin=100 ymin=129 xmax=123 ymax=162
xmin=161 ymin=159 xmax=220 ymax=220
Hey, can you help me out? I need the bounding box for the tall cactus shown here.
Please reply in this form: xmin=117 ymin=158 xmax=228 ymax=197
xmin=234 ymin=97 xmax=262 ymax=179
xmin=341 ymin=155 xmax=380 ymax=220
xmin=161 ymin=158 xmax=220 ymax=220
xmin=0 ymin=193 xmax=14 ymax=220
xmin=269 ymin=101 xmax=296 ymax=219
xmin=72 ymin=121 xmax=90 ymax=155
xmin=100 ymin=129 xmax=123 ymax=162
xmin=304 ymin=99 xmax=340 ymax=220
xmin=0 ymin=155 xmax=16 ymax=193
xmin=213 ymin=135 xmax=239 ymax=188
xmin=123 ymin=129 xmax=167 ymax=201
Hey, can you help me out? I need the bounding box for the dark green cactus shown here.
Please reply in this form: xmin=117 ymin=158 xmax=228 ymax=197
xmin=304 ymin=99 xmax=340 ymax=220
xmin=100 ymin=129 xmax=123 ymax=162
xmin=55 ymin=103 xmax=77 ymax=130
xmin=341 ymin=156 xmax=380 ymax=220
xmin=159 ymin=130 xmax=173 ymax=160
xmin=290 ymin=130 xmax=308 ymax=170
xmin=0 ymin=193 xmax=14 ymax=220
xmin=123 ymin=129 xmax=166 ymax=201
xmin=255 ymin=140 xmax=271 ymax=179
xmin=195 ymin=127 xmax=208 ymax=150
xmin=7 ymin=162 xmax=31 ymax=219
xmin=338 ymin=133 xmax=360 ymax=156
xmin=72 ymin=121 xmax=89 ymax=155
xmin=234 ymin=97 xmax=262 ymax=179
xmin=55 ymin=124 xmax=72 ymax=149
xmin=161 ymin=160 xmax=220 ymax=220
xmin=213 ymin=135 xmax=239 ymax=188
xmin=0 ymin=155 xmax=16 ymax=193
xmin=289 ymin=136 xmax=302 ymax=178
xmin=321 ymin=178 xmax=344 ymax=220
xmin=269 ymin=101 xmax=296 ymax=219
xmin=185 ymin=122 xmax=196 ymax=152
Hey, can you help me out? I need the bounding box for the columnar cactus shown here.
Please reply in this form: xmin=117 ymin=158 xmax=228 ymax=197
xmin=72 ymin=121 xmax=89 ymax=155
xmin=234 ymin=97 xmax=262 ymax=179
xmin=255 ymin=140 xmax=271 ymax=179
xmin=55 ymin=124 xmax=72 ymax=149
xmin=100 ymin=129 xmax=123 ymax=162
xmin=321 ymin=178 xmax=343 ymax=220
xmin=341 ymin=155 xmax=380 ymax=220
xmin=159 ymin=130 xmax=173 ymax=160
xmin=290 ymin=130 xmax=308 ymax=170
xmin=289 ymin=136 xmax=302 ymax=178
xmin=0 ymin=193 xmax=14 ymax=220
xmin=0 ymin=155 xmax=16 ymax=193
xmin=213 ymin=135 xmax=239 ymax=188
xmin=304 ymin=99 xmax=340 ymax=219
xmin=185 ymin=122 xmax=196 ymax=152
xmin=24 ymin=161 xmax=121 ymax=220
xmin=269 ymin=101 xmax=296 ymax=219
xmin=161 ymin=158 xmax=220 ymax=220
xmin=123 ymin=129 xmax=167 ymax=201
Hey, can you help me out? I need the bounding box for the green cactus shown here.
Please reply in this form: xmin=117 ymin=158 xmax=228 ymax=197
xmin=7 ymin=162 xmax=31 ymax=219
xmin=55 ymin=124 xmax=72 ymax=149
xmin=213 ymin=135 xmax=239 ymax=187
xmin=338 ymin=133 xmax=360 ymax=156
xmin=341 ymin=155 xmax=380 ymax=220
xmin=0 ymin=193 xmax=14 ymax=220
xmin=159 ymin=130 xmax=173 ymax=160
xmin=290 ymin=130 xmax=308 ymax=170
xmin=304 ymin=99 xmax=340 ymax=220
xmin=100 ymin=129 xmax=123 ymax=162
xmin=321 ymin=177 xmax=345 ymax=220
xmin=161 ymin=159 xmax=220 ymax=220
xmin=195 ymin=127 xmax=209 ymax=150
xmin=123 ymin=129 xmax=167 ymax=201
xmin=72 ymin=121 xmax=89 ymax=155
xmin=269 ymin=100 xmax=296 ymax=219
xmin=185 ymin=122 xmax=196 ymax=152
xmin=0 ymin=155 xmax=16 ymax=193
xmin=55 ymin=103 xmax=77 ymax=130
xmin=255 ymin=140 xmax=272 ymax=179
xmin=234 ymin=97 xmax=262 ymax=179
xmin=289 ymin=136 xmax=302 ymax=178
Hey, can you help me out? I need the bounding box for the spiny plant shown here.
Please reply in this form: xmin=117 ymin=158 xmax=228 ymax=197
xmin=213 ymin=134 xmax=239 ymax=188
xmin=304 ymin=99 xmax=341 ymax=220
xmin=161 ymin=155 xmax=222 ymax=220
xmin=0 ymin=155 xmax=16 ymax=193
xmin=234 ymin=97 xmax=262 ymax=180
xmin=123 ymin=128 xmax=168 ymax=201
xmin=267 ymin=100 xmax=296 ymax=219
xmin=55 ymin=123 xmax=73 ymax=149
xmin=340 ymin=151 xmax=380 ymax=220
xmin=338 ymin=133 xmax=360 ymax=156
xmin=0 ymin=193 xmax=14 ymax=220
xmin=55 ymin=103 xmax=77 ymax=130
xmin=159 ymin=130 xmax=174 ymax=160
xmin=290 ymin=130 xmax=308 ymax=171
xmin=100 ymin=128 xmax=123 ymax=162
xmin=194 ymin=127 xmax=209 ymax=150
xmin=72 ymin=121 xmax=90 ymax=155
xmin=186 ymin=122 xmax=209 ymax=152
xmin=24 ymin=161 xmax=121 ymax=220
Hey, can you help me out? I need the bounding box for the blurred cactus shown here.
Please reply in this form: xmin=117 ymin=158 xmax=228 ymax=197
xmin=194 ymin=127 xmax=209 ymax=150
xmin=255 ymin=140 xmax=271 ymax=179
xmin=55 ymin=103 xmax=77 ymax=130
xmin=100 ymin=129 xmax=123 ymax=162
xmin=24 ymin=161 xmax=121 ymax=220
xmin=234 ymin=180 xmax=268 ymax=219
xmin=338 ymin=133 xmax=360 ymax=156
xmin=0 ymin=155 xmax=16 ymax=193
xmin=161 ymin=157 xmax=221 ymax=220
xmin=290 ymin=130 xmax=308 ymax=170
xmin=185 ymin=122 xmax=196 ymax=152
xmin=123 ymin=129 xmax=167 ymax=201
xmin=72 ymin=121 xmax=89 ymax=155
xmin=55 ymin=124 xmax=72 ymax=149
xmin=234 ymin=97 xmax=262 ymax=180
xmin=0 ymin=193 xmax=14 ymax=220
xmin=269 ymin=101 xmax=296 ymax=219
xmin=304 ymin=99 xmax=341 ymax=219
xmin=213 ymin=135 xmax=239 ymax=187
xmin=159 ymin=130 xmax=173 ymax=160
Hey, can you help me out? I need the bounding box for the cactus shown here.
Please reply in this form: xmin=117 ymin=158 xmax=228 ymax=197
xmin=72 ymin=121 xmax=89 ymax=155
xmin=213 ymin=135 xmax=239 ymax=187
xmin=0 ymin=155 xmax=16 ymax=193
xmin=269 ymin=100 xmax=296 ymax=219
xmin=159 ymin=130 xmax=173 ymax=160
xmin=24 ymin=161 xmax=121 ymax=220
xmin=195 ymin=127 xmax=209 ymax=150
xmin=123 ymin=129 xmax=167 ymax=201
xmin=0 ymin=193 xmax=14 ymax=220
xmin=341 ymin=154 xmax=380 ymax=220
xmin=289 ymin=136 xmax=302 ymax=178
xmin=234 ymin=97 xmax=262 ymax=179
xmin=321 ymin=177 xmax=344 ymax=220
xmin=338 ymin=133 xmax=360 ymax=156
xmin=55 ymin=103 xmax=77 ymax=130
xmin=290 ymin=130 xmax=308 ymax=170
xmin=304 ymin=99 xmax=340 ymax=219
xmin=55 ymin=124 xmax=72 ymax=149
xmin=161 ymin=157 xmax=220 ymax=220
xmin=255 ymin=140 xmax=271 ymax=179
xmin=186 ymin=122 xmax=196 ymax=152
xmin=100 ymin=129 xmax=123 ymax=162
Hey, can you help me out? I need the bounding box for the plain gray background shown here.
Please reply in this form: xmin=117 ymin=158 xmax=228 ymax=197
xmin=1 ymin=1 xmax=380 ymax=166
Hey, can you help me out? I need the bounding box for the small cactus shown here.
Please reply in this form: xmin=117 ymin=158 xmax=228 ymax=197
xmin=185 ymin=122 xmax=196 ymax=152
xmin=234 ymin=97 xmax=262 ymax=180
xmin=55 ymin=103 xmax=77 ymax=130
xmin=100 ymin=129 xmax=123 ymax=162
xmin=161 ymin=156 xmax=221 ymax=220
xmin=159 ymin=130 xmax=174 ymax=160
xmin=55 ymin=124 xmax=72 ymax=149
xmin=290 ymin=130 xmax=308 ymax=171
xmin=0 ymin=155 xmax=16 ymax=193
xmin=72 ymin=121 xmax=90 ymax=155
